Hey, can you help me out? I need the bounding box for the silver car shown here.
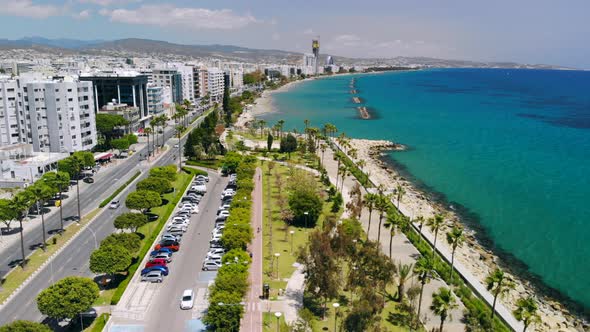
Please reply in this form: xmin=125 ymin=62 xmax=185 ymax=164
xmin=202 ymin=260 xmax=221 ymax=271
xmin=141 ymin=270 xmax=164 ymax=283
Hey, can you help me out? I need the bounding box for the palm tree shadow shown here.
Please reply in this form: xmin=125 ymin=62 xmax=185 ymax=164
xmin=0 ymin=227 xmax=21 ymax=236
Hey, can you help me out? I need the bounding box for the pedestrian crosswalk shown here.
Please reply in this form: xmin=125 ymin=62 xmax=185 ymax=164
xmin=245 ymin=301 xmax=263 ymax=312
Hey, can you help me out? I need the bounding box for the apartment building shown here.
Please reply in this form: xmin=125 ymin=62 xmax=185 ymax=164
xmin=0 ymin=75 xmax=97 ymax=153
xmin=151 ymin=68 xmax=183 ymax=104
xmin=147 ymin=84 xmax=165 ymax=114
xmin=207 ymin=68 xmax=225 ymax=103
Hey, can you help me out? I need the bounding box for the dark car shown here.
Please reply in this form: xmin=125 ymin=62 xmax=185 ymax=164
xmin=141 ymin=265 xmax=169 ymax=276
xmin=83 ymin=177 xmax=94 ymax=184
xmin=145 ymin=258 xmax=167 ymax=268
xmin=150 ymin=248 xmax=174 ymax=256
xmin=155 ymin=240 xmax=180 ymax=251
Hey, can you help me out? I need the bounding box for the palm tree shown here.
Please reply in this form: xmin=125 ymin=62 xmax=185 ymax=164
xmin=319 ymin=143 xmax=327 ymax=166
xmin=258 ymin=119 xmax=266 ymax=138
xmin=277 ymin=119 xmax=285 ymax=139
xmin=396 ymin=184 xmax=406 ymax=208
xmin=415 ymin=216 xmax=426 ymax=237
xmin=513 ymin=296 xmax=540 ymax=332
xmin=303 ymin=119 xmax=310 ymax=140
xmin=414 ymin=254 xmax=435 ymax=328
xmin=158 ymin=114 xmax=168 ymax=148
xmin=485 ymin=268 xmax=515 ymax=320
xmin=384 ymin=210 xmax=399 ymax=258
xmin=363 ymin=193 xmax=378 ymax=237
xmin=28 ymin=183 xmax=55 ymax=251
xmin=339 ymin=167 xmax=348 ymax=192
xmin=42 ymin=171 xmax=69 ymax=233
xmin=446 ymin=225 xmax=465 ymax=284
xmin=10 ymin=191 xmax=34 ymax=266
xmin=175 ymin=125 xmax=184 ymax=168
xmin=375 ymin=194 xmax=391 ymax=243
xmin=430 ymin=287 xmax=458 ymax=332
xmin=334 ymin=154 xmax=342 ymax=187
xmin=396 ymin=262 xmax=413 ymax=301
xmin=144 ymin=127 xmax=153 ymax=157
xmin=427 ymin=214 xmax=445 ymax=252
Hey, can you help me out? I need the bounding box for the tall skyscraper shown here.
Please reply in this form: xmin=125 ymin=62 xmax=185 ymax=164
xmin=312 ymin=39 xmax=320 ymax=75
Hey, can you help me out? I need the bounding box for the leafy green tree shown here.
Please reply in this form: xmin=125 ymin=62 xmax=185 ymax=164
xmin=222 ymin=152 xmax=242 ymax=174
xmin=485 ymin=268 xmax=514 ymax=320
xmin=136 ymin=177 xmax=172 ymax=195
xmin=89 ymin=244 xmax=132 ymax=277
xmin=111 ymin=137 xmax=130 ymax=153
xmin=203 ymin=290 xmax=244 ymax=330
xmin=0 ymin=320 xmax=51 ymax=332
xmin=95 ymin=113 xmax=128 ymax=147
xmin=223 ymin=84 xmax=231 ymax=126
xmin=101 ymin=233 xmax=141 ymax=254
xmin=149 ymin=165 xmax=177 ymax=182
xmin=446 ymin=225 xmax=465 ymax=284
xmin=72 ymin=151 xmax=95 ymax=168
xmin=331 ymin=192 xmax=342 ymax=213
xmin=36 ymin=276 xmax=99 ymax=320
xmin=221 ymin=249 xmax=252 ymax=265
xmin=0 ymin=198 xmax=17 ymax=232
xmin=27 ymin=182 xmax=56 ymax=250
xmin=288 ymin=188 xmax=322 ymax=228
xmin=125 ymin=190 xmax=162 ymax=213
xmin=513 ymin=297 xmax=541 ymax=332
xmin=41 ymin=171 xmax=70 ymax=231
xmin=279 ymin=133 xmax=297 ymax=158
xmin=221 ymin=225 xmax=252 ymax=250
xmin=430 ymin=287 xmax=458 ymax=332
xmin=266 ymin=132 xmax=273 ymax=152
xmin=125 ymin=134 xmax=138 ymax=145
xmin=113 ymin=212 xmax=148 ymax=232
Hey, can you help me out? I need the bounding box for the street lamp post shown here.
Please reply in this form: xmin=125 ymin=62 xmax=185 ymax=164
xmin=289 ymin=230 xmax=295 ymax=254
xmin=274 ymin=253 xmax=280 ymax=280
xmin=274 ymin=312 xmax=282 ymax=332
xmin=333 ymin=302 xmax=340 ymax=332
xmin=303 ymin=211 xmax=309 ymax=229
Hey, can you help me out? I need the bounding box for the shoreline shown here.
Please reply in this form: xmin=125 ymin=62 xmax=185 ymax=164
xmin=236 ymin=87 xmax=588 ymax=330
xmin=349 ymin=138 xmax=587 ymax=331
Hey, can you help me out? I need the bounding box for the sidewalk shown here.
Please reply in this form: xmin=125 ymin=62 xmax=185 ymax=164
xmin=241 ymin=167 xmax=263 ymax=332
xmin=321 ymin=144 xmax=466 ymax=332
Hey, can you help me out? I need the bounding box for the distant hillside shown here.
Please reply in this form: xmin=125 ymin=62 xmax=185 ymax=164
xmin=0 ymin=37 xmax=568 ymax=69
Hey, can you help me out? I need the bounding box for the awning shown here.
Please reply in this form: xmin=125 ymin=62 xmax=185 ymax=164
xmin=94 ymin=153 xmax=113 ymax=161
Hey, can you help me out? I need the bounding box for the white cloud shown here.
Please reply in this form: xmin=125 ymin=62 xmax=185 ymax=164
xmin=303 ymin=28 xmax=315 ymax=35
xmin=73 ymin=9 xmax=91 ymax=20
xmin=0 ymin=0 xmax=61 ymax=18
xmin=332 ymin=34 xmax=362 ymax=47
xmin=78 ymin=0 xmax=140 ymax=6
xmin=101 ymin=5 xmax=258 ymax=30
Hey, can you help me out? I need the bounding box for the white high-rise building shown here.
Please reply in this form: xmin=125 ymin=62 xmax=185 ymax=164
xmin=207 ymin=68 xmax=225 ymax=103
xmin=147 ymin=84 xmax=165 ymax=114
xmin=0 ymin=75 xmax=96 ymax=153
xmin=171 ymin=64 xmax=195 ymax=105
xmin=230 ymin=69 xmax=244 ymax=90
xmin=193 ymin=66 xmax=209 ymax=101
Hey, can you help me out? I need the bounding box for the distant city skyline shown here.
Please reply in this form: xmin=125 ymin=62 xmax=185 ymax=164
xmin=0 ymin=0 xmax=589 ymax=68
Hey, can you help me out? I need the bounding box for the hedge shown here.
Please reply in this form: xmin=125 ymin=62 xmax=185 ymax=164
xmin=110 ymin=168 xmax=198 ymax=304
xmin=98 ymin=171 xmax=141 ymax=208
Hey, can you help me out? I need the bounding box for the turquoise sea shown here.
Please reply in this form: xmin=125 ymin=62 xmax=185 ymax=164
xmin=259 ymin=69 xmax=590 ymax=311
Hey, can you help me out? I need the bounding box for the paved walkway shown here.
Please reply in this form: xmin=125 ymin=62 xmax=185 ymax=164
xmin=241 ymin=167 xmax=264 ymax=332
xmin=321 ymin=144 xmax=466 ymax=332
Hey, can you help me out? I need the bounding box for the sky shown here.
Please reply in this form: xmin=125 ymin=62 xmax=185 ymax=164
xmin=0 ymin=0 xmax=589 ymax=68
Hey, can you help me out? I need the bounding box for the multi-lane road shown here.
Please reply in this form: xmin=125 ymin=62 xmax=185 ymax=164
xmin=0 ymin=110 xmax=209 ymax=326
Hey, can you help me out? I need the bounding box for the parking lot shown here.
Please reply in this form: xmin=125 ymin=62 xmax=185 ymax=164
xmin=108 ymin=169 xmax=230 ymax=332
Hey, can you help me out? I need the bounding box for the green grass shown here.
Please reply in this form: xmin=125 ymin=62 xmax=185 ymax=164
xmin=99 ymin=171 xmax=141 ymax=208
xmin=84 ymin=313 xmax=110 ymax=332
xmin=263 ymin=312 xmax=290 ymax=332
xmin=260 ymin=160 xmax=335 ymax=298
xmin=0 ymin=208 xmax=101 ymax=304
xmin=185 ymin=159 xmax=222 ymax=170
xmin=109 ymin=168 xmax=199 ymax=305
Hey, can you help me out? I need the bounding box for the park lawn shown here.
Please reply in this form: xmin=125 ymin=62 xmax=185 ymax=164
xmin=0 ymin=208 xmax=101 ymax=304
xmin=83 ymin=313 xmax=110 ymax=332
xmin=260 ymin=160 xmax=336 ymax=299
xmin=262 ymin=312 xmax=289 ymax=332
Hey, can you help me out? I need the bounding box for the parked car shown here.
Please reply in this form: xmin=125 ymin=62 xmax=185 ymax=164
xmin=191 ymin=185 xmax=207 ymax=193
xmin=145 ymin=258 xmax=167 ymax=268
xmin=210 ymin=241 xmax=223 ymax=249
xmin=167 ymin=222 xmax=188 ymax=230
xmin=151 ymin=252 xmax=172 ymax=262
xmin=109 ymin=200 xmax=120 ymax=209
xmin=193 ymin=180 xmax=206 ymax=186
xmin=155 ymin=241 xmax=180 ymax=252
xmin=202 ymin=260 xmax=222 ymax=271
xmin=141 ymin=265 xmax=169 ymax=276
xmin=211 ymin=234 xmax=222 ymax=242
xmin=180 ymin=289 xmax=195 ymax=310
xmin=180 ymin=204 xmax=199 ymax=214
xmin=217 ymin=210 xmax=230 ymax=217
xmin=207 ymin=248 xmax=226 ymax=256
xmin=196 ymin=175 xmax=209 ymax=182
xmin=215 ymin=215 xmax=228 ymax=223
xmin=161 ymin=233 xmax=181 ymax=242
xmin=83 ymin=177 xmax=95 ymax=184
xmin=150 ymin=248 xmax=174 ymax=256
xmin=141 ymin=270 xmax=164 ymax=283
xmin=218 ymin=204 xmax=231 ymax=212
xmin=206 ymin=253 xmax=223 ymax=261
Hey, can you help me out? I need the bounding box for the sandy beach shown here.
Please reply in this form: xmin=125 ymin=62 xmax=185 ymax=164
xmin=234 ymin=83 xmax=588 ymax=330
xmin=345 ymin=138 xmax=586 ymax=332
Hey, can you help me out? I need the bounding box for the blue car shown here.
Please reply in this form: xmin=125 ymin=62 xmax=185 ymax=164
xmin=141 ymin=265 xmax=169 ymax=276
xmin=150 ymin=248 xmax=174 ymax=256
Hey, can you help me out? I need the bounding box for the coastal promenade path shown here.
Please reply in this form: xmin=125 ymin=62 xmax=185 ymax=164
xmin=240 ymin=167 xmax=264 ymax=332
xmin=321 ymin=145 xmax=466 ymax=332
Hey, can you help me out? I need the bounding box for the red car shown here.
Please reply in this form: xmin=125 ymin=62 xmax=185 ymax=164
xmin=145 ymin=258 xmax=167 ymax=268
xmin=154 ymin=240 xmax=180 ymax=252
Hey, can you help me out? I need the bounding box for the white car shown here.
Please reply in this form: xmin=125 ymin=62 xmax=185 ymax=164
xmin=202 ymin=260 xmax=222 ymax=271
xmin=218 ymin=204 xmax=231 ymax=211
xmin=167 ymin=225 xmax=187 ymax=232
xmin=196 ymin=175 xmax=209 ymax=182
xmin=207 ymin=248 xmax=226 ymax=256
xmin=180 ymin=289 xmax=194 ymax=310
xmin=180 ymin=204 xmax=199 ymax=214
xmin=171 ymin=217 xmax=190 ymax=224
xmin=109 ymin=200 xmax=120 ymax=209
xmin=217 ymin=210 xmax=230 ymax=217
xmin=206 ymin=253 xmax=223 ymax=261
xmin=191 ymin=185 xmax=207 ymax=193
xmin=211 ymin=233 xmax=222 ymax=242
